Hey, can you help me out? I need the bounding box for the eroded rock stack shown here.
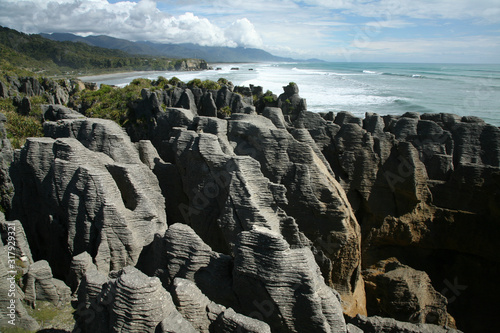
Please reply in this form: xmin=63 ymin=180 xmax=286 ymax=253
xmin=1 ymin=79 xmax=497 ymax=332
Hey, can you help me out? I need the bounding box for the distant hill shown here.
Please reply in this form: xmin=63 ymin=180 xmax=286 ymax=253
xmin=41 ymin=32 xmax=300 ymax=63
xmin=0 ymin=26 xmax=207 ymax=76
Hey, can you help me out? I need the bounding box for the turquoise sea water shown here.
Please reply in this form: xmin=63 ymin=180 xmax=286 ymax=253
xmin=81 ymin=62 xmax=500 ymax=126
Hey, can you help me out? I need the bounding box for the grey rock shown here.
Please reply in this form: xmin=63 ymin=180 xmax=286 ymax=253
xmin=10 ymin=135 xmax=166 ymax=277
xmin=364 ymin=259 xmax=451 ymax=326
xmin=334 ymin=111 xmax=363 ymax=127
xmin=234 ymin=227 xmax=347 ymax=332
xmin=176 ymin=88 xmax=198 ymax=113
xmin=18 ymin=96 xmax=31 ymax=115
xmin=0 ymin=214 xmax=33 ymax=266
xmin=227 ymin=114 xmax=363 ymax=314
xmin=75 ymin=266 xmax=188 ymax=333
xmin=0 ymin=81 xmax=8 ymax=98
xmin=136 ymin=139 xmax=162 ymax=170
xmin=54 ymin=85 xmax=70 ymax=105
xmin=0 ymin=113 xmax=13 ymax=212
xmin=200 ymin=91 xmax=218 ymax=117
xmin=393 ymin=117 xmax=419 ymax=141
xmin=277 ymin=82 xmax=307 ymax=119
xmin=262 ymin=107 xmax=287 ymax=129
xmin=0 ymin=244 xmax=40 ymax=331
xmin=24 ymin=260 xmax=71 ymax=307
xmin=350 ymin=315 xmax=462 ymax=333
xmin=213 ymin=307 xmax=272 ymax=333
xmin=42 ymin=104 xmax=86 ymax=121
xmin=346 ymin=323 xmax=364 ymax=333
xmin=21 ymin=77 xmax=44 ymax=96
xmin=67 ymin=251 xmax=96 ymax=294
xmin=43 ymin=117 xmax=143 ymax=164
xmin=160 ymin=223 xmax=237 ymax=307
xmin=171 ymin=277 xmax=216 ymax=332
xmin=402 ymin=112 xmax=421 ymax=119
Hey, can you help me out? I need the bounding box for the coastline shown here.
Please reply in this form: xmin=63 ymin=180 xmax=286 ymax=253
xmin=77 ymin=61 xmax=500 ymax=126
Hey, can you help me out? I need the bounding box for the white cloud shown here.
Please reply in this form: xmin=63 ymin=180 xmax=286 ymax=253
xmin=224 ymin=18 xmax=263 ymax=48
xmin=0 ymin=0 xmax=498 ymax=62
xmin=0 ymin=0 xmax=263 ymax=47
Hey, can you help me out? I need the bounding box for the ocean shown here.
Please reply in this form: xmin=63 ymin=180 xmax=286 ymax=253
xmin=81 ymin=62 xmax=500 ymax=126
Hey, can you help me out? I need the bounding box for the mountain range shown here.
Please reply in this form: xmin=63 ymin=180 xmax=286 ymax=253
xmin=40 ymin=32 xmax=323 ymax=63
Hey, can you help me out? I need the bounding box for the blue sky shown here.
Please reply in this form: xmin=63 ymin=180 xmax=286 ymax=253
xmin=1 ymin=0 xmax=499 ymax=63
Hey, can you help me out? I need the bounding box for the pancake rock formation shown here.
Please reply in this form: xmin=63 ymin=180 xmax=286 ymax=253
xmin=0 ymin=77 xmax=496 ymax=332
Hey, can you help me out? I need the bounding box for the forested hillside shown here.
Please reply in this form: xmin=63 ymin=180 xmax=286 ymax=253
xmin=0 ymin=26 xmax=207 ymax=76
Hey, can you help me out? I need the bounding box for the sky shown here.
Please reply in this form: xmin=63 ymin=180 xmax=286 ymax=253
xmin=0 ymin=0 xmax=499 ymax=63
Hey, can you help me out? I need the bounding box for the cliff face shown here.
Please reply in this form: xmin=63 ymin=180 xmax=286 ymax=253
xmin=1 ymin=78 xmax=498 ymax=332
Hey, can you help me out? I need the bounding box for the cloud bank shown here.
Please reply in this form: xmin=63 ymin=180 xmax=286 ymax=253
xmin=0 ymin=0 xmax=263 ymax=48
xmin=0 ymin=0 xmax=498 ymax=62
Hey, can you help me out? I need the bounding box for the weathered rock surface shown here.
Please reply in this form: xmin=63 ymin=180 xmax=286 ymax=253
xmin=303 ymin=111 xmax=500 ymax=332
xmin=10 ymin=117 xmax=167 ymax=278
xmin=2 ymin=77 xmax=499 ymax=332
xmin=170 ymin=277 xmax=271 ymax=333
xmin=0 ymin=220 xmax=39 ymax=331
xmin=234 ymin=227 xmax=347 ymax=332
xmin=75 ymin=266 xmax=192 ymax=333
xmin=363 ymin=258 xmax=452 ymax=326
xmin=277 ymin=82 xmax=307 ymax=120
xmin=146 ymin=223 xmax=347 ymax=333
xmin=67 ymin=251 xmax=97 ymax=295
xmin=43 ymin=104 xmax=86 ymax=121
xmin=24 ymin=260 xmax=71 ymax=307
xmin=349 ymin=314 xmax=462 ymax=333
xmin=0 ymin=113 xmax=14 ymax=212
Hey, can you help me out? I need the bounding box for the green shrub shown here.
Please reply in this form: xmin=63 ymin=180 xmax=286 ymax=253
xmin=219 ymin=106 xmax=232 ymax=117
xmin=154 ymin=76 xmax=169 ymax=88
xmin=201 ymin=80 xmax=220 ymax=90
xmin=263 ymin=95 xmax=275 ymax=103
xmin=217 ymin=78 xmax=229 ymax=85
xmin=168 ymin=77 xmax=182 ymax=86
xmin=187 ymin=78 xmax=202 ymax=87
xmin=4 ymin=111 xmax=43 ymax=149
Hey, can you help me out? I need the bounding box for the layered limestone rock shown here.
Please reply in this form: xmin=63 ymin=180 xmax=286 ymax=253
xmin=146 ymin=223 xmax=347 ymax=333
xmin=304 ymin=111 xmax=500 ymax=331
xmin=233 ymin=227 xmax=347 ymax=333
xmin=363 ymin=258 xmax=453 ymax=327
xmin=74 ymin=266 xmax=193 ymax=333
xmin=10 ymin=117 xmax=167 ymax=277
xmin=0 ymin=220 xmax=39 ymax=331
xmin=171 ymin=277 xmax=272 ymax=333
xmin=349 ymin=315 xmax=462 ymax=333
xmin=128 ymin=86 xmax=365 ymax=314
xmin=24 ymin=260 xmax=71 ymax=307
xmin=0 ymin=113 xmax=14 ymax=212
xmin=226 ymin=113 xmax=364 ymax=315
